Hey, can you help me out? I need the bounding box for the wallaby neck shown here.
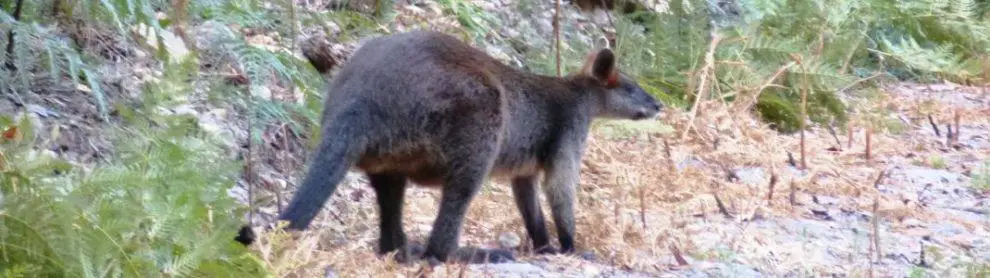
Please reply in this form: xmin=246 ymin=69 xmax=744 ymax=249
xmin=510 ymin=70 xmax=603 ymax=116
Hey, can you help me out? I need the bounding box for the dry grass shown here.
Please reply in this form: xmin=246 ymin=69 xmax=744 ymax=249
xmin=242 ymin=81 xmax=990 ymax=276
xmin=248 ymin=82 xmax=981 ymax=276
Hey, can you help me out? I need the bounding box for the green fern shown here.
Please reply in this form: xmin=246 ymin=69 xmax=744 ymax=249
xmin=598 ymin=0 xmax=990 ymax=132
xmin=435 ymin=0 xmax=500 ymax=43
xmin=0 ymin=15 xmax=112 ymax=121
xmin=0 ymin=57 xmax=268 ymax=278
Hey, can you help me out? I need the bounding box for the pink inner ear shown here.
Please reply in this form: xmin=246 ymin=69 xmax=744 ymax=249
xmin=606 ymin=70 xmax=619 ymax=88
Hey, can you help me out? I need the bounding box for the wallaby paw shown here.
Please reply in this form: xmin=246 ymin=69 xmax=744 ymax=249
xmin=390 ymin=244 xmax=427 ymax=264
xmin=234 ymin=225 xmax=256 ymax=246
xmin=579 ymin=251 xmax=597 ymax=262
xmin=451 ymin=246 xmax=516 ymax=264
xmin=533 ymin=245 xmax=559 ymax=255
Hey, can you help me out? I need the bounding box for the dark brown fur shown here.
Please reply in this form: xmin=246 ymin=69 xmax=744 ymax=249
xmin=238 ymin=30 xmax=662 ymax=265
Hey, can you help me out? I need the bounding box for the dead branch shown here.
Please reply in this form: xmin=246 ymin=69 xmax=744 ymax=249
xmin=927 ymin=114 xmax=940 ymax=137
xmin=871 ymin=197 xmax=882 ymax=261
xmin=713 ymin=191 xmax=733 ymax=218
xmin=789 ymin=179 xmax=797 ymax=207
xmin=872 ymin=170 xmax=887 ymax=189
xmin=742 ymin=62 xmax=796 ymax=111
xmin=553 ymin=0 xmax=562 ymax=77
xmin=663 ymin=138 xmax=675 ymax=172
xmin=827 ymin=122 xmax=842 ymax=149
xmin=953 ymin=109 xmax=961 ymax=146
xmin=847 ymin=122 xmax=854 ymax=149
xmin=639 ymin=185 xmax=647 ymax=230
xmin=797 ymin=54 xmax=808 ymax=169
xmin=4 ymin=0 xmax=25 ymax=71
xmin=669 ymin=244 xmax=689 ymax=266
xmin=681 ymin=30 xmax=722 ymax=140
xmin=865 ymin=127 xmax=873 ymax=162
xmin=945 ymin=123 xmax=953 ymax=147
xmin=837 ymin=72 xmax=885 ymax=93
xmin=767 ymin=172 xmax=778 ymax=201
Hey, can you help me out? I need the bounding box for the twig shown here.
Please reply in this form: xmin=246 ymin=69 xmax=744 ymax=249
xmin=840 ymin=35 xmax=863 ymax=74
xmin=797 ymin=54 xmax=808 ymax=169
xmin=767 ymin=172 xmax=778 ymax=201
xmin=244 ymin=82 xmax=257 ymax=227
xmin=953 ymin=109 xmax=961 ymax=146
xmin=4 ymin=0 xmax=25 ymax=71
xmin=847 ymin=122 xmax=854 ymax=149
xmin=946 ymin=123 xmax=953 ymax=147
xmin=788 ymin=179 xmax=797 ymax=207
xmin=553 ymin=0 xmax=562 ymax=77
xmin=639 ymin=185 xmax=647 ymax=230
xmin=927 ymin=114 xmax=940 ymax=137
xmin=669 ymin=244 xmax=689 ymax=266
xmin=681 ymin=30 xmax=722 ymax=140
xmin=744 ymin=62 xmax=795 ymax=110
xmin=827 ymin=122 xmax=842 ymax=149
xmin=873 ymin=170 xmax=887 ymax=189
xmin=837 ymin=72 xmax=885 ymax=93
xmin=865 ymin=127 xmax=873 ymax=162
xmin=918 ymin=241 xmax=929 ymax=267
xmin=871 ymin=197 xmax=882 ymax=262
xmin=713 ymin=191 xmax=733 ymax=218
xmin=171 ymin=0 xmax=193 ymax=52
xmin=663 ymin=138 xmax=675 ymax=172
xmin=598 ymin=0 xmax=616 ymax=47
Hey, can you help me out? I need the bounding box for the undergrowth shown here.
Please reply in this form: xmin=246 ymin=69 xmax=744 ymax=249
xmin=2 ymin=0 xmax=990 ymax=276
xmin=0 ymin=57 xmax=268 ymax=277
xmin=517 ymin=0 xmax=990 ymax=133
xmin=972 ymin=161 xmax=990 ymax=192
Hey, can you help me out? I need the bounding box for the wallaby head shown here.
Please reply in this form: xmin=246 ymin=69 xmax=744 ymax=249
xmin=574 ymin=48 xmax=663 ymax=120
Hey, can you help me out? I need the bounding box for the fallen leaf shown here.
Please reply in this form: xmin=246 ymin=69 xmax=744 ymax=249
xmin=2 ymin=126 xmax=18 ymax=140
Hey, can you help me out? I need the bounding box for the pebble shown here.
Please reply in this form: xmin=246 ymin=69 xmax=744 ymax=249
xmin=498 ymin=232 xmax=521 ymax=249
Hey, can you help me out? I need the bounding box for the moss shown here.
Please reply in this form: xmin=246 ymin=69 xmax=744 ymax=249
xmin=756 ymin=92 xmax=802 ymax=134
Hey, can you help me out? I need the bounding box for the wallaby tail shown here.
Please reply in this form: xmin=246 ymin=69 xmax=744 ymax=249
xmin=278 ymin=110 xmax=367 ymax=230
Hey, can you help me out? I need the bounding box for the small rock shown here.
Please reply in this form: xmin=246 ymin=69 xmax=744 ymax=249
xmin=580 ymin=251 xmax=597 ymax=261
xmin=499 ymin=232 xmax=521 ymax=249
xmin=813 ymin=195 xmax=841 ymax=206
xmin=930 ymin=222 xmax=965 ymax=237
xmin=476 ymin=263 xmax=543 ymax=274
xmin=252 ymin=86 xmax=272 ymax=99
xmin=810 ymin=207 xmax=835 ymax=221
xmin=26 ymin=104 xmax=58 ymax=118
xmin=582 ymin=264 xmax=601 ymax=276
xmin=733 ymin=167 xmax=766 ymax=185
xmin=76 ymin=84 xmax=92 ymax=93
xmin=172 ymin=104 xmax=197 ymax=116
xmin=902 ymin=218 xmax=925 ymax=228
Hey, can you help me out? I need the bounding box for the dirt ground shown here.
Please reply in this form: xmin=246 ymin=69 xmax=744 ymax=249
xmin=235 ymin=80 xmax=989 ymax=277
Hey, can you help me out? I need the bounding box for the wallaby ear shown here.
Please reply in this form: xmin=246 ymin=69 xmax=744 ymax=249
xmin=582 ymin=48 xmax=619 ymax=87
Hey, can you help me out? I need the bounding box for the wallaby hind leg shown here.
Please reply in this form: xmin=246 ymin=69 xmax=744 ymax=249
xmin=423 ymin=163 xmax=516 ymax=265
xmin=421 ymin=127 xmax=515 ymax=265
xmin=367 ymin=172 xmax=423 ymax=262
xmin=511 ymin=176 xmax=556 ymax=254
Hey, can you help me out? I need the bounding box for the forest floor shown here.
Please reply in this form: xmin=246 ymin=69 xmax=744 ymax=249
xmin=2 ymin=0 xmax=989 ymax=277
xmin=236 ymin=80 xmax=990 ymax=278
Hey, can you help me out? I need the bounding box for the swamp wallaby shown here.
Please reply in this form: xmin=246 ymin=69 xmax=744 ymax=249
xmin=237 ymin=30 xmax=663 ymax=265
